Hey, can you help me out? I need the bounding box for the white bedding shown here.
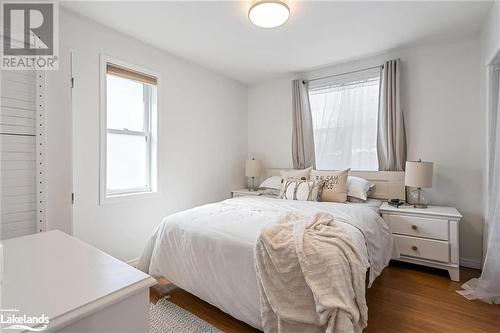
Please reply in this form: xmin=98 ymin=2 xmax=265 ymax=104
xmin=138 ymin=196 xmax=393 ymax=330
xmin=348 ymin=198 xmax=383 ymax=209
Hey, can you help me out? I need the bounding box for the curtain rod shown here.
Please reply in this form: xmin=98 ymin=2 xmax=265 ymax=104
xmin=304 ymin=64 xmax=384 ymax=84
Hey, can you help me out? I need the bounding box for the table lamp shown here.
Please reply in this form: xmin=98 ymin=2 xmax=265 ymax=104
xmin=405 ymin=159 xmax=433 ymax=208
xmin=245 ymin=158 xmax=261 ymax=191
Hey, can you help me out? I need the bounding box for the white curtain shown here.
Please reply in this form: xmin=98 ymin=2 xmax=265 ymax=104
xmin=458 ymin=67 xmax=500 ymax=304
xmin=309 ymin=73 xmax=380 ymax=171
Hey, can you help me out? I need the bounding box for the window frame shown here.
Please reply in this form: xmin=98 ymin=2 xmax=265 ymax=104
xmin=308 ymin=67 xmax=382 ymax=171
xmin=99 ymin=55 xmax=159 ymax=204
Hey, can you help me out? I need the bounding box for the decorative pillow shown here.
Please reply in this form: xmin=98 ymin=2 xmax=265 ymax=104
xmin=280 ymin=167 xmax=312 ymax=181
xmin=346 ymin=176 xmax=373 ymax=201
xmin=281 ymin=179 xmax=323 ymax=201
xmin=259 ymin=176 xmax=283 ymax=190
xmin=310 ymin=169 xmax=350 ymax=203
xmin=279 ymin=167 xmax=312 ymax=197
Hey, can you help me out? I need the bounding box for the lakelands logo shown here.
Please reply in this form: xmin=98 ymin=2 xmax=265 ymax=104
xmin=1 ymin=309 xmax=49 ymax=331
xmin=1 ymin=1 xmax=59 ymax=70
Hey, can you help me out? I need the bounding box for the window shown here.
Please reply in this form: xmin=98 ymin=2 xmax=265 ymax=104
xmin=100 ymin=59 xmax=158 ymax=202
xmin=308 ymin=68 xmax=380 ymax=171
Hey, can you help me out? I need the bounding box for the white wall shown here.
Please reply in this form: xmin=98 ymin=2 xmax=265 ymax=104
xmin=46 ymin=10 xmax=248 ymax=261
xmin=248 ymin=37 xmax=485 ymax=266
xmin=247 ymin=75 xmax=295 ymax=168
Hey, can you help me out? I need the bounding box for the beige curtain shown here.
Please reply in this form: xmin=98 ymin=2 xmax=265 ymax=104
xmin=292 ymin=80 xmax=316 ymax=169
xmin=377 ymin=59 xmax=407 ymax=171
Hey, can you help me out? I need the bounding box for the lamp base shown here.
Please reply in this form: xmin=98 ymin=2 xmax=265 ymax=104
xmin=408 ymin=188 xmax=429 ymax=209
xmin=248 ymin=176 xmax=257 ymax=191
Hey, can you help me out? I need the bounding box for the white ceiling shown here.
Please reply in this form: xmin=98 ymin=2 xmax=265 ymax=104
xmin=62 ymin=1 xmax=492 ymax=84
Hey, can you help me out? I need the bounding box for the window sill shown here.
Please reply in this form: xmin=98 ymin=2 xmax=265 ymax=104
xmin=99 ymin=189 xmax=158 ymax=205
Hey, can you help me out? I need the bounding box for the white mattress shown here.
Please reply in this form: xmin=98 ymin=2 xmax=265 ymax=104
xmin=139 ymin=196 xmax=393 ymax=330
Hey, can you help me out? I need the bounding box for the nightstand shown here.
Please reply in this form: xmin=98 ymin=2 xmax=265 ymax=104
xmin=380 ymin=202 xmax=462 ymax=281
xmin=231 ymin=189 xmax=262 ymax=198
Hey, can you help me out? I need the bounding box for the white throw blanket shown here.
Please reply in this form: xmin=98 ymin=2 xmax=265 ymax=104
xmin=255 ymin=212 xmax=368 ymax=333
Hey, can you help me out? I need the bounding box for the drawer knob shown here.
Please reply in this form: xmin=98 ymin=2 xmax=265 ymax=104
xmin=411 ymin=245 xmax=418 ymax=251
xmin=411 ymin=225 xmax=418 ymax=230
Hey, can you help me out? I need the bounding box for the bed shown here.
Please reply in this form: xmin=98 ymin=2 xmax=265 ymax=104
xmin=138 ymin=170 xmax=404 ymax=330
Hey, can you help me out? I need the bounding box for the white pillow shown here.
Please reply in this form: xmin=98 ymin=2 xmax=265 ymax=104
xmin=347 ymin=196 xmax=367 ymax=203
xmin=260 ymin=188 xmax=281 ymax=197
xmin=259 ymin=176 xmax=283 ymax=190
xmin=281 ymin=179 xmax=323 ymax=201
xmin=346 ymin=176 xmax=373 ymax=201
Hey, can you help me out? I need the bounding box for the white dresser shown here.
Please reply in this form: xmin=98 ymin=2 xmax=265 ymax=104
xmin=1 ymin=230 xmax=156 ymax=332
xmin=380 ymin=203 xmax=462 ymax=281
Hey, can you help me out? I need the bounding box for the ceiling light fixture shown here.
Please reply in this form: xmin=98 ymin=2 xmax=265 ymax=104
xmin=248 ymin=0 xmax=290 ymax=29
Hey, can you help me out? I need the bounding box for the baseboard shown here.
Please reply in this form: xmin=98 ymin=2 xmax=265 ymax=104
xmin=460 ymin=257 xmax=482 ymax=269
xmin=126 ymin=257 xmax=140 ymax=268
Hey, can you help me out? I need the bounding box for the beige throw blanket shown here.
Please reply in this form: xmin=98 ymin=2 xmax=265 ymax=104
xmin=255 ymin=212 xmax=368 ymax=333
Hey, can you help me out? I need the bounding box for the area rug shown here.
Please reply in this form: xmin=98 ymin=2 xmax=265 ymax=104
xmin=150 ymin=297 xmax=222 ymax=333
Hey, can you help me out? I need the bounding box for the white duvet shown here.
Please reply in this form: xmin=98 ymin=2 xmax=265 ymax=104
xmin=138 ymin=196 xmax=394 ymax=330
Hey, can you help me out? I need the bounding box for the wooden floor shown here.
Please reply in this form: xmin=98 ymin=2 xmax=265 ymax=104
xmin=150 ymin=262 xmax=500 ymax=332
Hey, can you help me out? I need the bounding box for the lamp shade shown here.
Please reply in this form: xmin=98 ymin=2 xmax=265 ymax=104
xmin=405 ymin=160 xmax=433 ymax=188
xmin=245 ymin=158 xmax=261 ymax=177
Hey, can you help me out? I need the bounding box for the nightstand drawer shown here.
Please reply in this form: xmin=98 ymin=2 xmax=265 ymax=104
xmin=387 ymin=215 xmax=448 ymax=240
xmin=395 ymin=235 xmax=449 ymax=262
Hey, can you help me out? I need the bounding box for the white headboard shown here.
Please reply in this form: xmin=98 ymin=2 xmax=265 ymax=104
xmin=264 ymin=169 xmax=406 ymax=201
